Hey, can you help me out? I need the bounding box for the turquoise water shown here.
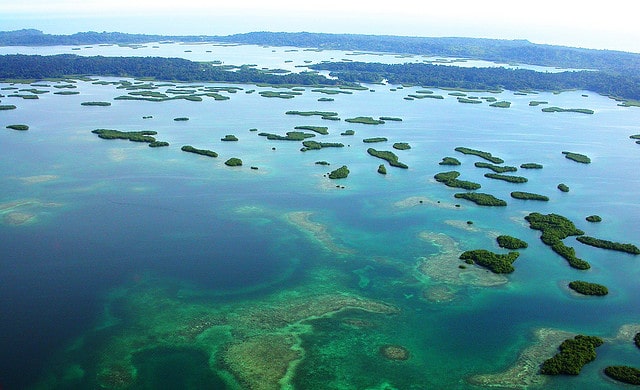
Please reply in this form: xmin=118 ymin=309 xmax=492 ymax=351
xmin=1 ymin=44 xmax=640 ymax=389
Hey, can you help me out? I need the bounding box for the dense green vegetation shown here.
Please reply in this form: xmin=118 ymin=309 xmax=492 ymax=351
xmin=585 ymin=215 xmax=602 ymax=223
xmin=180 ymin=145 xmax=218 ymax=158
xmin=540 ymin=335 xmax=604 ymax=375
xmin=520 ymin=163 xmax=543 ymax=169
xmin=377 ymin=164 xmax=387 ymax=175
xmin=576 ymin=236 xmax=640 ymax=255
xmin=434 ymin=171 xmax=481 ymax=190
xmin=604 ymin=366 xmax=640 ymax=385
xmin=453 ymin=192 xmax=507 ymax=206
xmin=459 ymin=249 xmax=519 ymax=273
xmin=392 ymin=142 xmax=411 ymax=150
xmin=457 ymin=97 xmax=482 ymax=104
xmin=300 ymin=140 xmax=344 ymax=151
xmin=379 ymin=116 xmax=402 ymax=121
xmin=340 ymin=130 xmax=355 ymax=136
xmin=484 ymin=173 xmax=528 ymax=183
xmin=0 ymin=104 xmax=17 ymax=110
xmin=221 ymin=134 xmax=238 ymax=141
xmin=474 ymin=162 xmax=517 ymax=173
xmin=81 ymin=101 xmax=111 ymax=106
xmin=541 ymin=107 xmax=594 ymax=114
xmin=454 ymin=147 xmax=504 ymax=164
xmin=363 ymin=137 xmax=388 ymax=143
xmin=562 ymin=151 xmax=591 ymax=164
xmin=328 ymin=165 xmax=349 ymax=179
xmin=345 ymin=116 xmax=385 ymax=125
xmin=258 ymin=131 xmax=315 ymax=141
xmin=285 ymin=111 xmax=339 ymax=120
xmin=568 ymin=281 xmax=609 ymax=296
xmin=558 ymin=183 xmax=570 ymax=192
xmin=6 ymin=124 xmax=29 ymax=131
xmin=294 ymin=125 xmax=329 ymax=135
xmin=0 ymin=54 xmax=339 ymax=86
xmin=439 ymin=157 xmax=461 ymax=166
xmin=367 ymin=148 xmax=408 ymax=169
xmin=173 ymin=117 xmax=189 ymax=121
xmin=510 ymin=191 xmax=549 ymax=201
xmin=524 ymin=212 xmax=589 ymax=270
xmin=635 ymin=333 xmax=640 ymax=349
xmin=529 ymin=101 xmax=548 ymax=106
xmin=224 ymin=157 xmax=242 ymax=166
xmin=148 ymin=141 xmax=169 ymax=147
xmin=496 ymin=235 xmax=528 ymax=250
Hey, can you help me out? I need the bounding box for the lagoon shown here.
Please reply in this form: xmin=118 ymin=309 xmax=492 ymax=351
xmin=1 ymin=42 xmax=640 ymax=389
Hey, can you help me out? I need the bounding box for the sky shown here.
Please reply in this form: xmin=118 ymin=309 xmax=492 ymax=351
xmin=2 ymin=0 xmax=639 ymax=53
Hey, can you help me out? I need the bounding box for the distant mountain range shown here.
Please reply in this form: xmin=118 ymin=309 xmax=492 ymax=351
xmin=2 ymin=29 xmax=640 ymax=78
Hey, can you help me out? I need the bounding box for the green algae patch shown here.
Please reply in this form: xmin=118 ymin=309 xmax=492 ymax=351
xmin=540 ymin=335 xmax=603 ymax=375
xmin=562 ymin=151 xmax=591 ymax=164
xmin=568 ymin=281 xmax=608 ymax=296
xmin=345 ymin=116 xmax=385 ymax=125
xmin=328 ymin=165 xmax=349 ymax=179
xmin=6 ymin=124 xmax=29 ymax=131
xmin=367 ymin=148 xmax=408 ymax=169
xmin=454 ymin=147 xmax=504 ymax=164
xmin=459 ymin=249 xmax=519 ymax=273
xmin=454 ymin=192 xmax=507 ymax=206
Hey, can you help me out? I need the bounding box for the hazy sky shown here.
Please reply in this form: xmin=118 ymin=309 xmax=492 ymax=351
xmin=2 ymin=0 xmax=639 ymax=53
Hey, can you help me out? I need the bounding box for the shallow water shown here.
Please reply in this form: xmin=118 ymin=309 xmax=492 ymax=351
xmin=1 ymin=44 xmax=639 ymax=389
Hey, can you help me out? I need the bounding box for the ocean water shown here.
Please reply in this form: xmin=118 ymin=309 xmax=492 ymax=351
xmin=1 ymin=43 xmax=640 ymax=389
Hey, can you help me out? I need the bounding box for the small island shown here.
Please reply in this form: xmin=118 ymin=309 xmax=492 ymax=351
xmin=496 ymin=235 xmax=528 ymax=250
xmin=6 ymin=124 xmax=29 ymax=131
xmin=285 ymin=110 xmax=339 ymax=120
xmin=340 ymin=130 xmax=355 ymax=136
xmin=294 ymin=125 xmax=329 ymax=135
xmin=81 ymin=101 xmax=111 ymax=106
xmin=459 ymin=249 xmax=519 ymax=273
xmin=542 ymin=107 xmax=594 ymax=114
xmin=377 ymin=164 xmax=387 ymax=174
xmin=604 ymin=366 xmax=640 ymax=385
xmin=568 ymin=280 xmax=608 ymax=296
xmin=91 ymin=129 xmax=169 ymax=147
xmin=259 ymin=131 xmax=315 ymax=141
xmin=363 ymin=137 xmax=388 ymax=143
xmin=576 ymin=236 xmax=640 ymax=255
xmin=635 ymin=332 xmax=640 ymax=349
xmin=474 ymin=162 xmax=517 ymax=173
xmin=221 ymin=134 xmax=239 ymax=141
xmin=328 ymin=165 xmax=349 ymax=179
xmin=367 ymin=148 xmax=408 ymax=169
xmin=585 ymin=215 xmax=601 ymax=223
xmin=434 ymin=171 xmax=481 ymax=190
xmin=540 ymin=335 xmax=603 ymax=375
xmin=392 ymin=142 xmax=411 ymax=150
xmin=520 ymin=162 xmax=543 ymax=169
xmin=510 ymin=191 xmax=549 ymax=201
xmin=439 ymin=157 xmax=461 ymax=166
xmin=173 ymin=117 xmax=189 ymax=121
xmin=524 ymin=212 xmax=589 ymax=270
xmin=489 ymin=101 xmax=511 ymax=108
xmin=379 ymin=116 xmax=402 ymax=121
xmin=484 ymin=173 xmax=528 ymax=183
xmin=454 ymin=147 xmax=504 ymax=164
xmin=181 ymin=145 xmax=218 ymax=157
xmin=454 ymin=192 xmax=507 ymax=206
xmin=300 ymin=140 xmax=344 ymax=151
xmin=345 ymin=116 xmax=385 ymax=125
xmin=557 ymin=183 xmax=570 ymax=192
xmin=224 ymin=157 xmax=243 ymax=166
xmin=562 ymin=151 xmax=591 ymax=164
xmin=0 ymin=104 xmax=17 ymax=110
